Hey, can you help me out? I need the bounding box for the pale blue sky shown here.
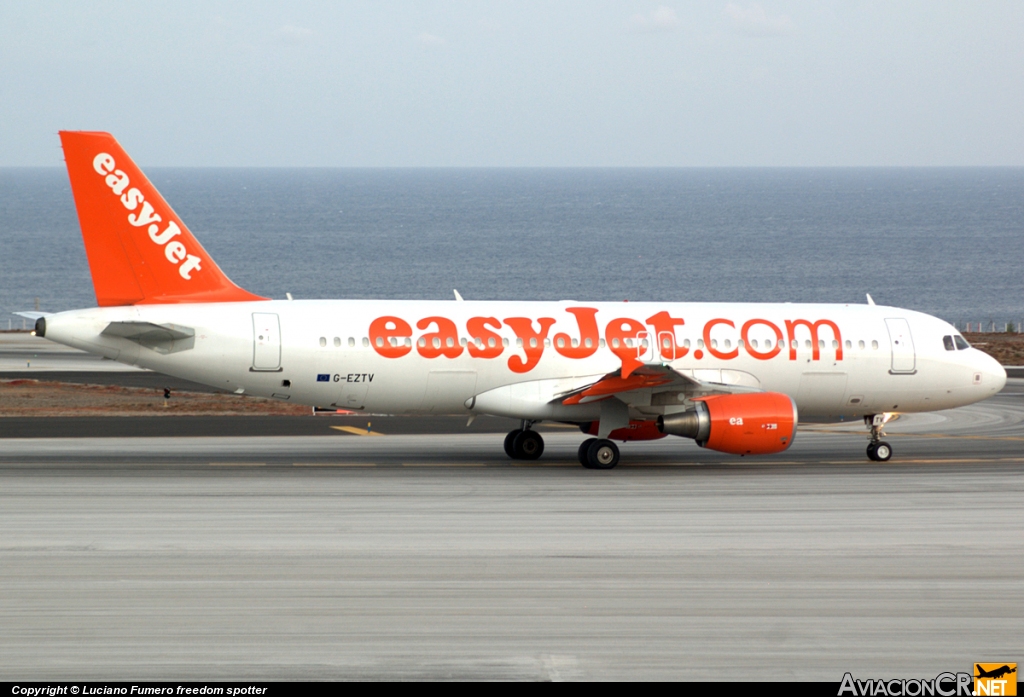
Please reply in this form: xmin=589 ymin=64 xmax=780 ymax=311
xmin=2 ymin=1 xmax=1022 ymax=166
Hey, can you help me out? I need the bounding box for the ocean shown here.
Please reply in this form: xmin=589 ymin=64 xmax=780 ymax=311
xmin=1 ymin=168 xmax=1022 ymax=329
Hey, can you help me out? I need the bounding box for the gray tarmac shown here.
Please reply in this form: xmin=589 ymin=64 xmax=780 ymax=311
xmin=2 ymin=386 xmax=1023 ymax=680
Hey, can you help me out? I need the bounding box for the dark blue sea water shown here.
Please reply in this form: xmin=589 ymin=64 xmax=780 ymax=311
xmin=1 ymin=168 xmax=1022 ymax=329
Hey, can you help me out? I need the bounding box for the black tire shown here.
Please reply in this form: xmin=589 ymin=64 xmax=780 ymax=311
xmin=578 ymin=438 xmax=597 ymax=467
xmin=504 ymin=430 xmax=522 ymax=459
xmin=874 ymin=441 xmax=892 ymax=461
xmin=586 ymin=439 xmax=620 ymax=470
xmin=866 ymin=442 xmax=878 ymax=461
xmin=514 ymin=430 xmax=545 ymax=460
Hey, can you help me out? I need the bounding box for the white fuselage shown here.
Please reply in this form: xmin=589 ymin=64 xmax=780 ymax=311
xmin=41 ymin=299 xmax=1007 ymax=424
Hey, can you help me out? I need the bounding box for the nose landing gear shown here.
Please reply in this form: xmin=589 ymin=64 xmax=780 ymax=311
xmin=865 ymin=414 xmax=893 ymax=462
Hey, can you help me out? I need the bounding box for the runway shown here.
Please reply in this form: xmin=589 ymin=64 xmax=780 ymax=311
xmin=1 ymin=386 xmax=1022 ymax=680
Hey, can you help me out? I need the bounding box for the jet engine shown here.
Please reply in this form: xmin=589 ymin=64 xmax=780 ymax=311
xmin=656 ymin=392 xmax=797 ymax=455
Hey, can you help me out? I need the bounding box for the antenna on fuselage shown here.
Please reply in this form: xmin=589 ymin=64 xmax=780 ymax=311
xmin=866 ymin=294 xmax=876 ymax=306
xmin=453 ymin=289 xmax=464 ymax=302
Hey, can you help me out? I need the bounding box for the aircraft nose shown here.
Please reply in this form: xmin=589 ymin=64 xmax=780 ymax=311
xmin=975 ymin=351 xmax=1007 ymax=394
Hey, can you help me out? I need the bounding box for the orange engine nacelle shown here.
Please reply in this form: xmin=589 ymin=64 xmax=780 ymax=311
xmin=657 ymin=392 xmax=797 ymax=455
xmin=582 ymin=419 xmax=667 ymax=442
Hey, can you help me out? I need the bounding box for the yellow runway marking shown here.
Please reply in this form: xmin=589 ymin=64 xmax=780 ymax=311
xmin=819 ymin=454 xmax=1024 ymax=464
xmin=803 ymin=429 xmax=1024 ymax=442
xmin=402 ymin=463 xmax=489 ymax=467
xmin=330 ymin=426 xmax=384 ymax=436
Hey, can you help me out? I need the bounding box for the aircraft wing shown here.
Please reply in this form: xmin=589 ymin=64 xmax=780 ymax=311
xmin=552 ymin=364 xmax=761 ymax=405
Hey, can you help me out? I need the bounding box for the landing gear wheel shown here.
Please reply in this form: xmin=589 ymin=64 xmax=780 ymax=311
xmin=578 ymin=438 xmax=597 ymax=467
xmin=504 ymin=430 xmax=523 ymax=458
xmin=513 ymin=430 xmax=545 ymax=460
xmin=873 ymin=441 xmax=892 ymax=461
xmin=586 ymin=439 xmax=620 ymax=470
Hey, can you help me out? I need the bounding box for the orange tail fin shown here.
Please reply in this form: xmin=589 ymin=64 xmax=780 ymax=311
xmin=59 ymin=131 xmax=266 ymax=306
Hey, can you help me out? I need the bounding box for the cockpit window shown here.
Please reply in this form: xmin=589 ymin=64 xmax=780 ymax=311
xmin=942 ymin=335 xmax=955 ymax=351
xmin=954 ymin=335 xmax=970 ymax=350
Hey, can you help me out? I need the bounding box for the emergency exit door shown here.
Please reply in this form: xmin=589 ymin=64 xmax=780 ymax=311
xmin=252 ymin=313 xmax=282 ymax=371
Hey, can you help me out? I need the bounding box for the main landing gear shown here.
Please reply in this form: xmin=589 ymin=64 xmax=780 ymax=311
xmin=504 ymin=422 xmax=545 ymax=461
xmin=865 ymin=414 xmax=893 ymax=462
xmin=501 ymin=424 xmax=620 ymax=469
xmin=577 ymin=438 xmax=620 ymax=470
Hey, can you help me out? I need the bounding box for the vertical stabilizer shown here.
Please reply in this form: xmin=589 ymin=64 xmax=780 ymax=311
xmin=59 ymin=131 xmax=265 ymax=306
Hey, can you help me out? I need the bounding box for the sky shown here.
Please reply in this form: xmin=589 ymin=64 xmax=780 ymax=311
xmin=1 ymin=1 xmax=1023 ymax=167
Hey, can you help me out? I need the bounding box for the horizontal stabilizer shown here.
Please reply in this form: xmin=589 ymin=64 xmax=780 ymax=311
xmin=101 ymin=321 xmax=195 ymax=354
xmin=13 ymin=311 xmax=53 ymax=320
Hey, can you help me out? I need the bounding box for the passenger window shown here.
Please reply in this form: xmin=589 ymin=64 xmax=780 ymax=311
xmin=697 ymin=339 xmax=704 ymax=348
xmin=683 ymin=339 xmax=690 ymax=348
xmin=954 ymin=335 xmax=970 ymax=350
xmin=832 ymin=340 xmax=838 ymax=349
xmin=362 ymin=337 xmax=369 ymax=348
xmin=599 ymin=338 xmax=606 ymax=348
xmin=858 ymin=340 xmax=865 ymax=350
xmin=750 ymin=339 xmax=758 ymax=349
xmin=502 ymin=338 xmax=510 ymax=348
xmin=333 ymin=337 xmax=341 ymax=347
xmin=556 ymin=337 xmax=566 ymax=348
xmin=844 ymin=340 xmax=852 ymax=350
xmin=585 ymin=337 xmax=593 ymax=348
xmin=319 ymin=337 xmax=326 ymax=347
xmin=348 ymin=337 xmax=355 ymax=348
xmin=572 ymin=338 xmax=579 ymax=348
xmin=418 ymin=337 xmax=426 ymax=348
xmin=488 ymin=337 xmax=496 ymax=348
xmin=871 ymin=340 xmax=878 ymax=350
xmin=805 ymin=340 xmax=811 ymax=349
xmin=711 ymin=339 xmax=718 ymax=349
xmin=724 ymin=339 xmax=731 ymax=349
xmin=460 ymin=337 xmax=468 ymax=347
xmin=942 ymin=335 xmax=955 ymax=351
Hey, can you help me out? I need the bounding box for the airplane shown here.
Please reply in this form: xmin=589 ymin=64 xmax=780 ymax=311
xmin=25 ymin=131 xmax=1008 ymax=468
xmin=975 ymin=665 xmax=1016 ymax=680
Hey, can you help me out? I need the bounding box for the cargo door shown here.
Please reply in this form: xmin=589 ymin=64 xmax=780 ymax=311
xmin=885 ymin=318 xmax=916 ymax=374
xmin=797 ymin=371 xmax=849 ymax=416
xmin=424 ymin=371 xmax=478 ymax=413
xmin=252 ymin=313 xmax=282 ymax=371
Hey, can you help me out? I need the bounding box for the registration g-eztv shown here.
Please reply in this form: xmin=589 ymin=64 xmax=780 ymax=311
xmin=838 ymin=663 xmax=1017 ymax=697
